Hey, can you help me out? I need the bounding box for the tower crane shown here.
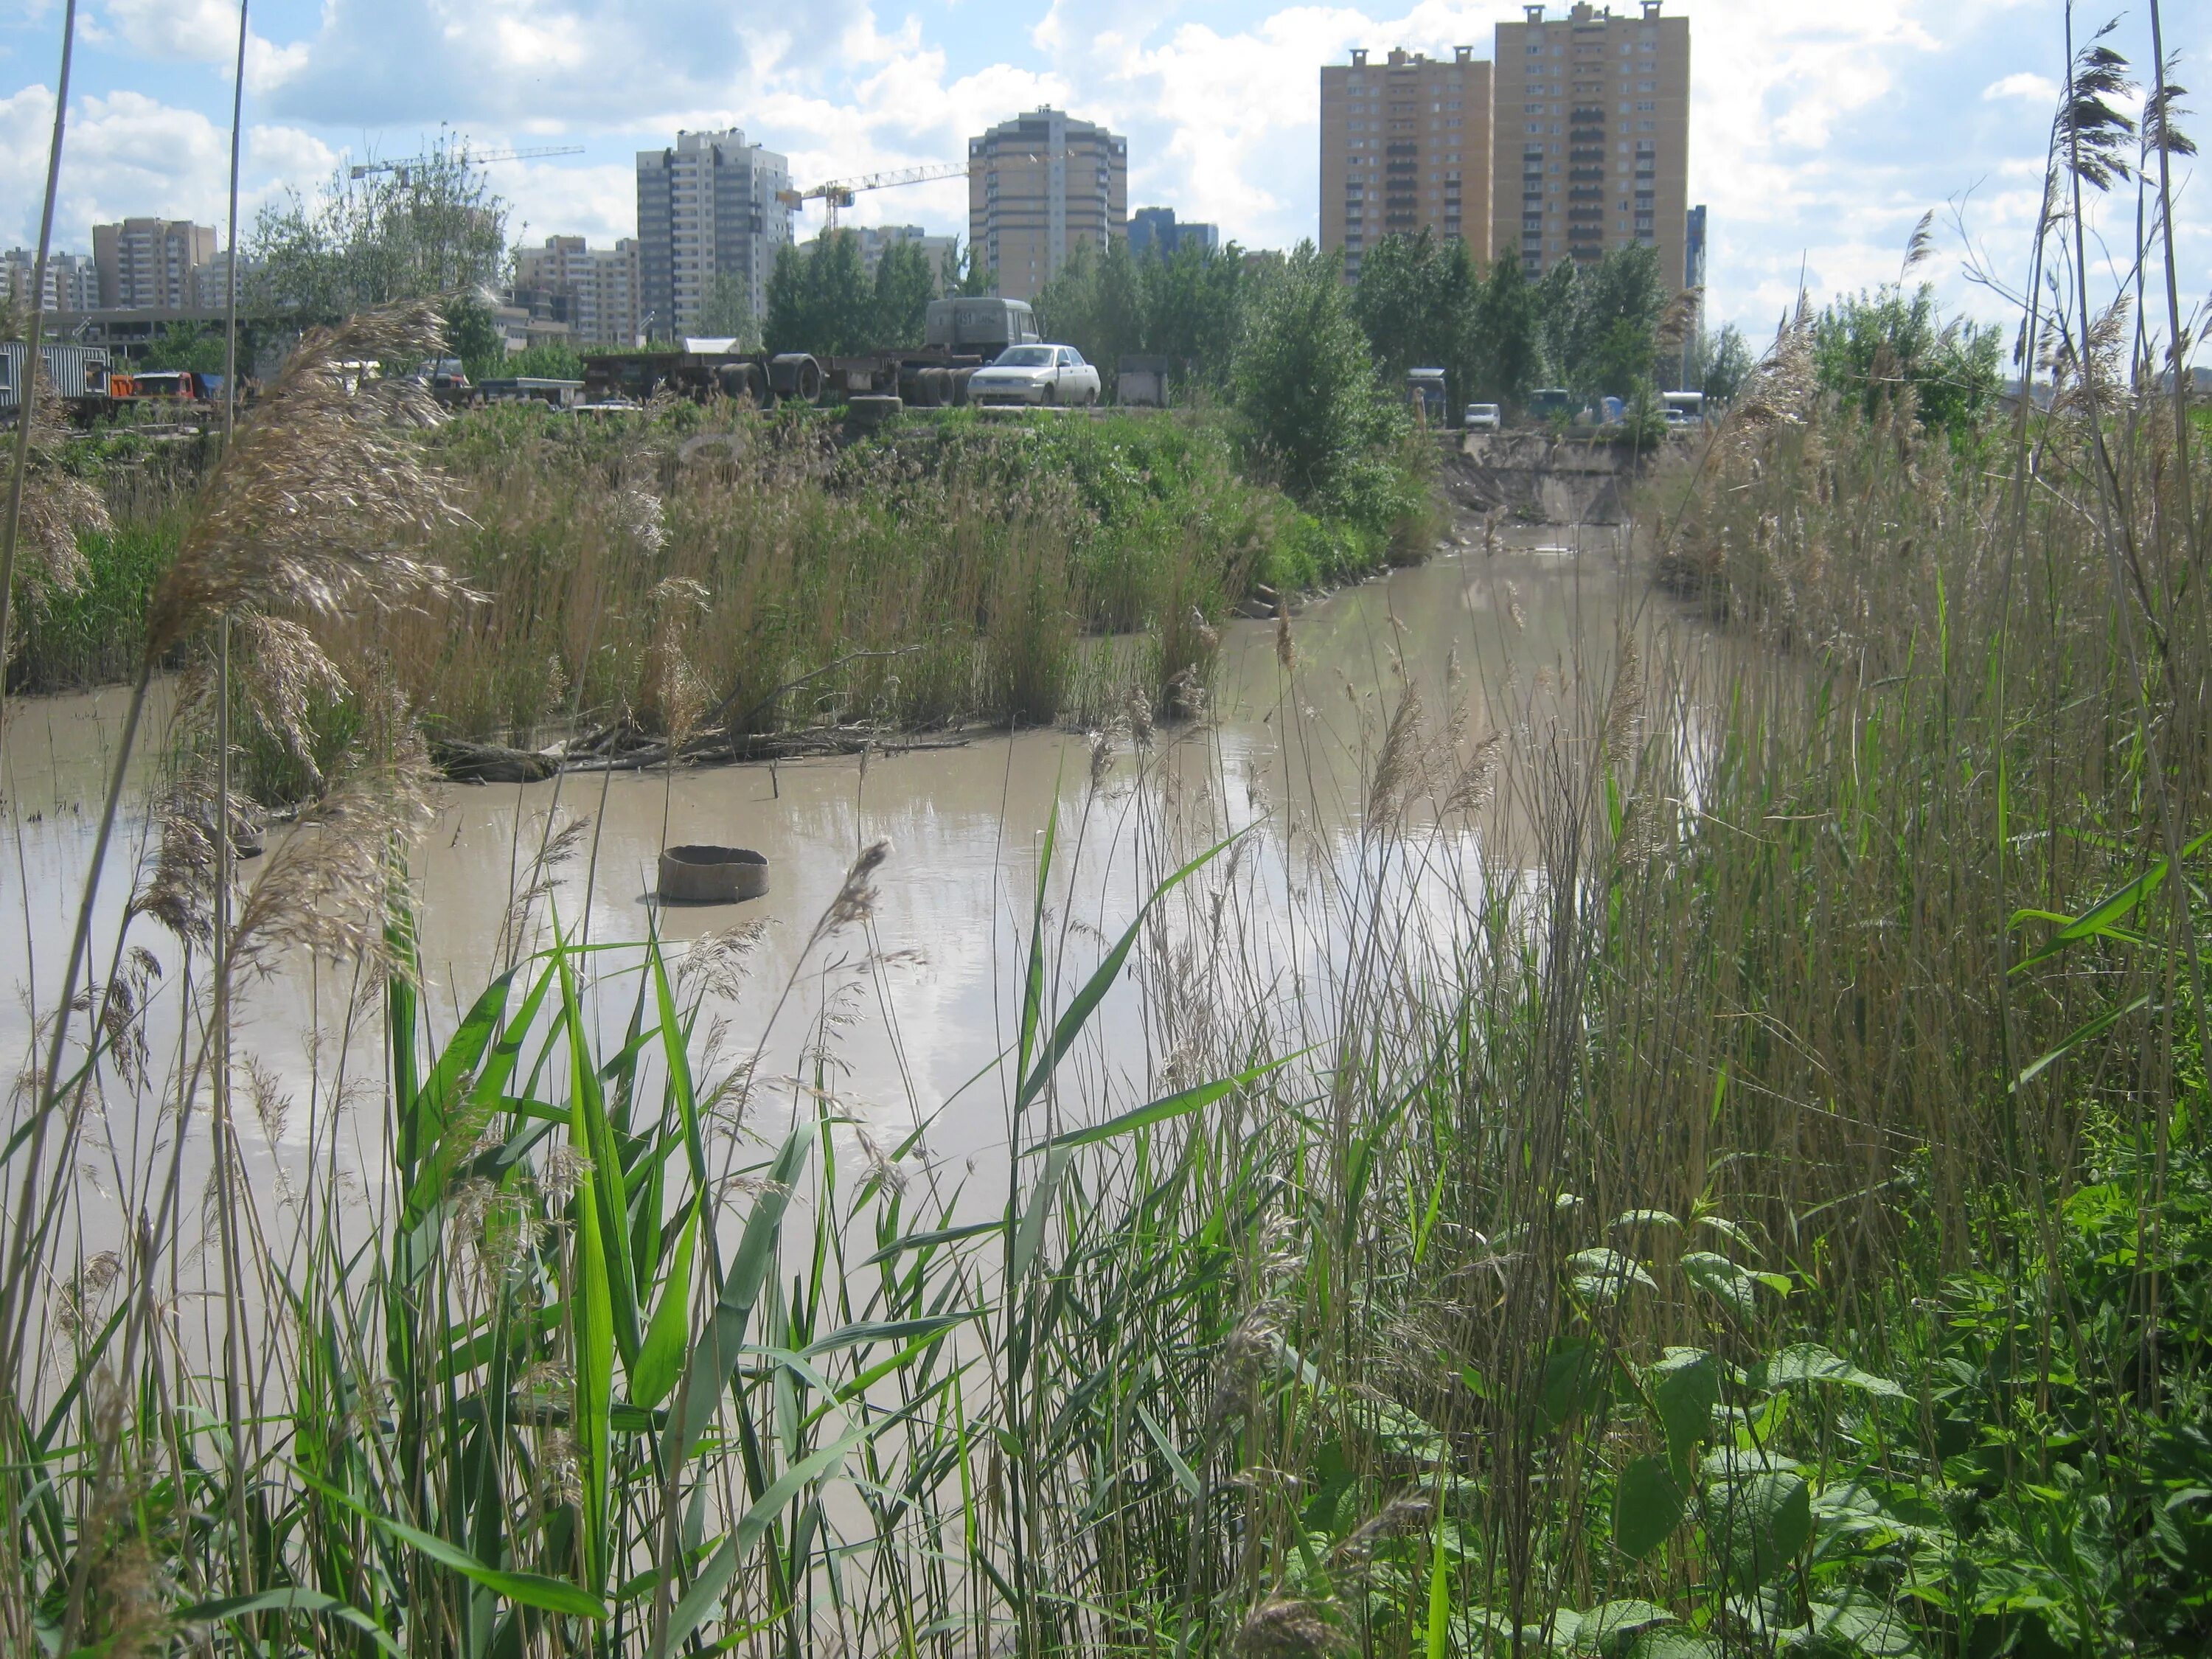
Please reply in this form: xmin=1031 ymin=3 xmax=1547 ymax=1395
xmin=777 ymin=161 xmax=977 ymax=232
xmin=350 ymin=145 xmax=585 ymax=184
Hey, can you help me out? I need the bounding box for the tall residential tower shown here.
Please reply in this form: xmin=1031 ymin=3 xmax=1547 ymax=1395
xmin=1319 ymin=46 xmax=1493 ymax=280
xmin=967 ymin=109 xmax=1127 ymax=302
xmin=1491 ymin=2 xmax=1690 ymax=281
xmin=91 ymin=219 xmax=215 ymax=310
xmin=635 ymin=128 xmax=792 ymax=340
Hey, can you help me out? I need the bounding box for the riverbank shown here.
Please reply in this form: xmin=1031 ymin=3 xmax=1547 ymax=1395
xmin=15 ymin=403 xmax=1437 ymax=797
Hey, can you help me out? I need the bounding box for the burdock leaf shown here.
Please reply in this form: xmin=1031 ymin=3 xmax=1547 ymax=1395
xmin=1680 ymin=1251 xmax=1761 ymax=1318
xmin=1759 ymin=1343 xmax=1905 ymax=1397
xmin=1650 ymin=1348 xmax=1721 ymax=1476
xmin=1713 ymin=1470 xmax=1812 ymax=1590
xmin=1613 ymin=1457 xmax=1686 ymax=1562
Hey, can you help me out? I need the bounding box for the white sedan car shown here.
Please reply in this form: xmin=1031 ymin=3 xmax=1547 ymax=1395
xmin=967 ymin=344 xmax=1102 ymax=407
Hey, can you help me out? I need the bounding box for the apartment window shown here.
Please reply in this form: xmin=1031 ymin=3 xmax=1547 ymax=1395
xmin=1639 ymin=60 xmax=1656 ymax=72
xmin=1638 ymin=81 xmax=1655 ymax=92
xmin=1636 ymin=100 xmax=1656 ymax=111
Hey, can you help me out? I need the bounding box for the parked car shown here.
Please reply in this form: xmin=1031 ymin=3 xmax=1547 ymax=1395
xmin=968 ymin=344 xmax=1100 ymax=407
xmin=1463 ymin=403 xmax=1500 ymax=432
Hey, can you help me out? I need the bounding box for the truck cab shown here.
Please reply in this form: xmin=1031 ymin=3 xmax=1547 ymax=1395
xmin=923 ymin=299 xmax=1040 ymax=357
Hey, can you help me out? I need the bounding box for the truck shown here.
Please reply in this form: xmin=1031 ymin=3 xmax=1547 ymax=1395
xmin=580 ymin=298 xmax=1041 ymax=411
xmin=1 ymin=341 xmax=111 ymax=424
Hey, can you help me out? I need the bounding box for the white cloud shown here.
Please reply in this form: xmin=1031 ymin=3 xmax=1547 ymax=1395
xmin=96 ymin=0 xmax=307 ymax=94
xmin=1983 ymin=70 xmax=2059 ymax=102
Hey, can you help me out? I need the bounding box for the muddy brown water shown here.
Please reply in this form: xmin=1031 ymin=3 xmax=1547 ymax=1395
xmin=1 ymin=529 xmax=1731 ymax=1235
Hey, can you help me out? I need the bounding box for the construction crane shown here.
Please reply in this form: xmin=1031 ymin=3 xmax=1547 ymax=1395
xmin=350 ymin=145 xmax=584 ymax=184
xmin=778 ymin=161 xmax=973 ymax=232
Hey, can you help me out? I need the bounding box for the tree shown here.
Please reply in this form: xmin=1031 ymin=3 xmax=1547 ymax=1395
xmin=941 ymin=240 xmax=994 ymax=298
xmin=1696 ymin=324 xmax=1753 ymax=405
xmin=446 ymin=295 xmax=505 ymax=382
xmin=873 ymin=239 xmax=936 ymax=348
xmin=1811 ymin=284 xmax=2002 ymax=440
xmin=248 ymin=139 xmax=508 ymax=319
xmin=505 ymin=339 xmax=588 ymax=380
xmin=1466 ymin=256 xmax=1543 ymax=405
xmin=1141 ymin=240 xmax=1248 ymax=390
xmin=1032 ymin=239 xmax=1147 ymax=392
xmin=1551 ymin=245 xmax=1669 ymax=397
xmin=1234 ymin=243 xmax=1403 ymax=517
xmin=764 ymin=233 xmax=874 ymax=355
xmin=697 ymin=272 xmax=759 ymax=346
xmin=139 ymin=324 xmax=227 ymax=375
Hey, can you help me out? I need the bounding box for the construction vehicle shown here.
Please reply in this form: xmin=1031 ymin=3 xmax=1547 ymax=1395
xmin=580 ymin=298 xmax=1040 ymax=411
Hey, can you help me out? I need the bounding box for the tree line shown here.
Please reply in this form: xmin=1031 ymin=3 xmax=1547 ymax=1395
xmin=218 ymin=143 xmax=1999 ymax=444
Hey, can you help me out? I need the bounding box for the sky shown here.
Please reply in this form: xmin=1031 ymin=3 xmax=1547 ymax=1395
xmin=1 ymin=0 xmax=2205 ymax=337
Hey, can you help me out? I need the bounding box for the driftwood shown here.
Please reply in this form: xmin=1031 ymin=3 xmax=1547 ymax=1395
xmin=431 ymin=738 xmax=563 ymax=784
xmin=435 ymin=722 xmax=970 ymax=782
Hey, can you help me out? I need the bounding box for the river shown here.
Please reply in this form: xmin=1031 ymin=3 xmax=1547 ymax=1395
xmin=1 ymin=525 xmax=1725 ymax=1228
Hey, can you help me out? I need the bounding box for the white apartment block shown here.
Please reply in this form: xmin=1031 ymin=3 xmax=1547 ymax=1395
xmin=91 ymin=218 xmax=217 ymax=310
xmin=3 ymin=248 xmax=100 ymax=313
xmin=515 ymin=236 xmax=643 ymax=348
xmin=636 ymin=129 xmax=792 ymax=338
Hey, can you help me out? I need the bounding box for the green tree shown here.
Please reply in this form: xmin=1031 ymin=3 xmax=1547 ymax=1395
xmin=1466 ymin=257 xmax=1543 ymax=405
xmin=1811 ymin=283 xmax=2001 ymax=440
xmin=764 ymin=233 xmax=874 ymax=355
xmin=1033 ymin=239 xmax=1146 ymax=392
xmin=446 ymin=296 xmax=505 ymax=382
xmin=1140 ymin=239 xmax=1248 ymax=390
xmin=504 ymin=339 xmax=588 ymax=380
xmin=1557 ymin=245 xmax=1668 ymax=397
xmin=872 ymin=239 xmax=936 ymax=348
xmin=248 ymin=139 xmax=508 ymax=319
xmin=1234 ymin=243 xmax=1403 ymax=516
xmin=695 ymin=271 xmax=760 ymax=346
xmin=941 ymin=239 xmax=994 ymax=297
xmin=1697 ymin=324 xmax=1753 ymax=405
xmin=139 ymin=324 xmax=228 ymax=375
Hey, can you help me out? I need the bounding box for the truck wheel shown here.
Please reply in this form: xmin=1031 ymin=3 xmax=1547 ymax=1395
xmin=769 ymin=353 xmax=824 ymax=405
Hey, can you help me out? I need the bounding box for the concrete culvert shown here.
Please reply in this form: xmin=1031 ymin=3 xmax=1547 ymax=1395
xmin=658 ymin=846 xmax=769 ymax=904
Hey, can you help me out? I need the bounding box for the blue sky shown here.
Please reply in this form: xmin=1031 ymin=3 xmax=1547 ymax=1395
xmin=2 ymin=0 xmax=2205 ymax=337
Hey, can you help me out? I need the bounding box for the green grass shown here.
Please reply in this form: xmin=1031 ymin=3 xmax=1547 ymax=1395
xmin=5 ymin=513 xmax=181 ymax=691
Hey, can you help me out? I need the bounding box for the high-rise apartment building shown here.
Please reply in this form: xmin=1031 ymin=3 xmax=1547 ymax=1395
xmin=190 ymin=250 xmax=258 ymax=313
xmin=967 ymin=109 xmax=1127 ymax=302
xmin=1129 ymin=207 xmax=1220 ymax=260
xmin=1320 ymin=46 xmax=1492 ymax=280
xmin=91 ymin=219 xmax=215 ymax=309
xmin=1492 ymin=2 xmax=1689 ymax=282
xmin=3 ymin=248 xmax=100 ymax=313
xmin=515 ymin=235 xmax=643 ymax=347
xmin=636 ymin=129 xmax=792 ymax=340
